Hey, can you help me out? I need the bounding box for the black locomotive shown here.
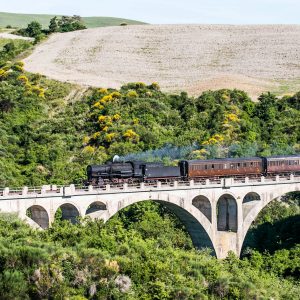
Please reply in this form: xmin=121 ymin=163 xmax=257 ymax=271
xmin=87 ymin=154 xmax=300 ymax=185
xmin=87 ymin=161 xmax=181 ymax=184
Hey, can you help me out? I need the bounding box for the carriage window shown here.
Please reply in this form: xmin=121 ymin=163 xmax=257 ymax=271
xmin=250 ymin=162 xmax=253 ymax=166
xmin=205 ymin=165 xmax=207 ymax=170
xmin=230 ymin=164 xmax=234 ymax=169
xmin=243 ymin=163 xmax=247 ymax=167
xmin=212 ymin=164 xmax=214 ymax=169
xmin=237 ymin=163 xmax=240 ymax=167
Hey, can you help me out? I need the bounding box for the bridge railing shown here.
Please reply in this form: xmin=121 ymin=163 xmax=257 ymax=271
xmin=0 ymin=174 xmax=299 ymax=198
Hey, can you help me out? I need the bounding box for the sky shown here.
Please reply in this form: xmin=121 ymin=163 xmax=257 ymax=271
xmin=1 ymin=0 xmax=299 ymax=24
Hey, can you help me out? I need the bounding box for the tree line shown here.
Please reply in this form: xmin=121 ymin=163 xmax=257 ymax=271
xmin=15 ymin=15 xmax=87 ymax=43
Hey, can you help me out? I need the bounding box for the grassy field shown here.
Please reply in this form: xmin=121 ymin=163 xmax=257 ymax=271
xmin=0 ymin=12 xmax=146 ymax=29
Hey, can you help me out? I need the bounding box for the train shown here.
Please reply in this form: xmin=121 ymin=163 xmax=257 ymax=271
xmin=87 ymin=154 xmax=300 ymax=185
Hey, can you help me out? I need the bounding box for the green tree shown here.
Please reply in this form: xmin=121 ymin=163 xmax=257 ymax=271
xmin=58 ymin=15 xmax=87 ymax=32
xmin=49 ymin=16 xmax=59 ymax=33
xmin=25 ymin=21 xmax=42 ymax=38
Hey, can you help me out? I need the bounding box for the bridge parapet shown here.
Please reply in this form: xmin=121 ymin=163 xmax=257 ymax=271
xmin=0 ymin=174 xmax=298 ymax=199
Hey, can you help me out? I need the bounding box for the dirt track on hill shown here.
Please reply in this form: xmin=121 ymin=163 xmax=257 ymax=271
xmin=0 ymin=32 xmax=33 ymax=41
xmin=23 ymin=24 xmax=300 ymax=99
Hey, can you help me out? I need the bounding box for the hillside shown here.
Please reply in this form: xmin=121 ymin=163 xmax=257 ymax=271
xmin=0 ymin=28 xmax=299 ymax=299
xmin=0 ymin=11 xmax=146 ymax=29
xmin=23 ymin=24 xmax=300 ymax=99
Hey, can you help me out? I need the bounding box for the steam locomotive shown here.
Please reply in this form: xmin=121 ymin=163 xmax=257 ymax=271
xmin=87 ymin=155 xmax=300 ymax=185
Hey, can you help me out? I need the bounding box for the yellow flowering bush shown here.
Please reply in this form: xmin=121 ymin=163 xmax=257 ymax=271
xmin=92 ymin=132 xmax=101 ymax=140
xmin=15 ymin=61 xmax=24 ymax=67
xmin=202 ymin=134 xmax=224 ymax=145
xmin=105 ymin=133 xmax=117 ymax=142
xmin=82 ymin=136 xmax=90 ymax=145
xmin=226 ymin=113 xmax=239 ymax=122
xmin=112 ymin=114 xmax=121 ymax=121
xmin=123 ymin=129 xmax=139 ymax=141
xmin=150 ymin=82 xmax=160 ymax=90
xmin=98 ymin=116 xmax=107 ymax=123
xmin=100 ymin=95 xmax=113 ymax=104
xmin=98 ymin=88 xmax=108 ymax=94
xmin=190 ymin=149 xmax=208 ymax=159
xmin=93 ymin=102 xmax=104 ymax=109
xmin=31 ymin=86 xmax=45 ymax=98
xmin=110 ymin=91 xmax=122 ymax=99
xmin=126 ymin=90 xmax=138 ymax=98
xmin=18 ymin=75 xmax=29 ymax=84
xmin=0 ymin=69 xmax=8 ymax=79
xmin=82 ymin=145 xmax=95 ymax=154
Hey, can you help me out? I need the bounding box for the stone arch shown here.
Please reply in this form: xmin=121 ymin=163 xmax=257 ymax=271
xmin=240 ymin=186 xmax=300 ymax=255
xmin=243 ymin=192 xmax=261 ymax=204
xmin=56 ymin=203 xmax=80 ymax=224
xmin=102 ymin=196 xmax=216 ymax=256
xmin=217 ymin=194 xmax=238 ymax=232
xmin=26 ymin=205 xmax=49 ymax=229
xmin=86 ymin=201 xmax=107 ymax=215
xmin=192 ymin=195 xmax=212 ymax=222
xmin=242 ymin=192 xmax=261 ymax=220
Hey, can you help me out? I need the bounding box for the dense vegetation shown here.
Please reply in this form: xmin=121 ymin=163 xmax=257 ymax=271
xmin=0 ymin=11 xmax=146 ymax=29
xmin=0 ymin=58 xmax=299 ymax=186
xmin=0 ymin=196 xmax=299 ymax=299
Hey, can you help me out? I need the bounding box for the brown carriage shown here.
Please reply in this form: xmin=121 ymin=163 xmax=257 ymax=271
xmin=180 ymin=157 xmax=263 ymax=179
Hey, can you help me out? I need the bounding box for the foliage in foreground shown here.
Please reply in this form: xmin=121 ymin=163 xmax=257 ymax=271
xmin=0 ymin=199 xmax=299 ymax=299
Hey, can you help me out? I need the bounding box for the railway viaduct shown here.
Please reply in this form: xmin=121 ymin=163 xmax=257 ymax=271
xmin=0 ymin=175 xmax=299 ymax=259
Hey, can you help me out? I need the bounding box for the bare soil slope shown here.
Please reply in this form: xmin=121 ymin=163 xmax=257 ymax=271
xmin=23 ymin=25 xmax=300 ymax=98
